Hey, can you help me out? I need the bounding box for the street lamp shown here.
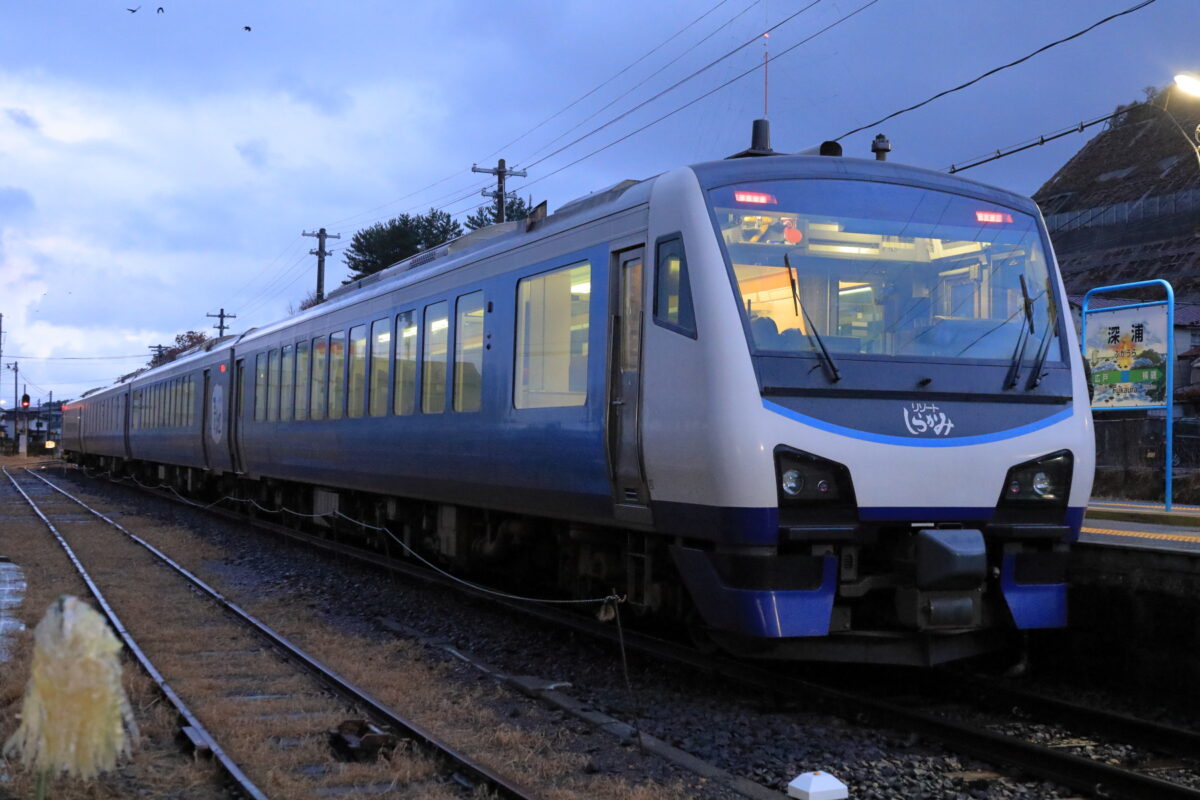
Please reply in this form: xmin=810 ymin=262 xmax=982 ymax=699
xmin=1161 ymin=72 xmax=1200 ymax=169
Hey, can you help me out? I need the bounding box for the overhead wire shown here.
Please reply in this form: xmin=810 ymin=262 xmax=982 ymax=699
xmin=836 ymin=0 xmax=1159 ymax=141
xmin=519 ymin=0 xmax=882 ymax=191
xmin=517 ymin=0 xmax=829 ymax=173
xmin=325 ymin=0 xmax=743 ymax=233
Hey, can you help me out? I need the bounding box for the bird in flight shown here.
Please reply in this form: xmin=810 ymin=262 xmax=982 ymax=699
xmin=126 ymin=5 xmax=141 ymax=12
xmin=243 ymin=25 xmax=252 ymax=31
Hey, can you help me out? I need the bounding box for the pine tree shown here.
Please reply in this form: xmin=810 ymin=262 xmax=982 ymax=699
xmin=342 ymin=208 xmax=464 ymax=282
xmin=464 ymin=196 xmax=533 ymax=231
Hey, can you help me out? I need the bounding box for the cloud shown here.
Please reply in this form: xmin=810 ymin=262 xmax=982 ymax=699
xmin=275 ymin=74 xmax=353 ymax=117
xmin=5 ymin=108 xmax=38 ymax=131
xmin=236 ymin=138 xmax=270 ymax=169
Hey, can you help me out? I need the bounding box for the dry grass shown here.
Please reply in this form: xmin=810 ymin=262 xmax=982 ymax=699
xmin=0 ymin=462 xmax=225 ymax=799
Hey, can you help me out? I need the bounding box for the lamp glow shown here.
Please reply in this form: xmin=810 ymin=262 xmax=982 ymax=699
xmin=1174 ymin=72 xmax=1200 ymax=98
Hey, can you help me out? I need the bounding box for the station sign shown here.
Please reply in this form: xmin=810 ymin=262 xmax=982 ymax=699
xmin=1083 ymin=304 xmax=1169 ymax=409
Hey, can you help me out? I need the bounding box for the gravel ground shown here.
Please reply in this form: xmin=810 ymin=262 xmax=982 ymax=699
xmin=52 ymin=464 xmax=1200 ymax=800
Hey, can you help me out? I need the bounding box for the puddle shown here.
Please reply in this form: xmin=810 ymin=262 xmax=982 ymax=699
xmin=0 ymin=561 xmax=27 ymax=662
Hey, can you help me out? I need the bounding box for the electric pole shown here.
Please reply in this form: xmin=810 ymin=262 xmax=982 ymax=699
xmin=149 ymin=344 xmax=167 ymax=365
xmin=207 ymin=308 xmax=237 ymax=337
xmin=302 ymin=228 xmax=341 ymax=304
xmin=471 ymin=159 xmax=527 ymax=224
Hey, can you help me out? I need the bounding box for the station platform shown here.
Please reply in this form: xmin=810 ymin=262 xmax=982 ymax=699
xmin=1081 ymin=499 xmax=1200 ymax=553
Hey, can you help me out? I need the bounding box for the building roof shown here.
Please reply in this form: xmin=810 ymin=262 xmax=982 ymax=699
xmin=1034 ymin=86 xmax=1200 ymax=215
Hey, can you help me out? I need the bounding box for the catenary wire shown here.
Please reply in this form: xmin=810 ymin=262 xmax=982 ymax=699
xmin=520 ymin=0 xmax=881 ymax=191
xmin=326 ymin=0 xmax=740 ymax=232
xmin=482 ymin=0 xmax=738 ymax=161
xmin=946 ymin=111 xmax=1123 ymax=173
xmin=836 ymin=0 xmax=1158 ymax=141
xmin=517 ymin=0 xmax=829 ymax=173
xmin=517 ymin=0 xmax=764 ymax=167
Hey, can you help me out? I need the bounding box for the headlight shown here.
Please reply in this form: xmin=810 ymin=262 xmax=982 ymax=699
xmin=998 ymin=450 xmax=1072 ymax=506
xmin=781 ymin=469 xmax=804 ymax=496
xmin=775 ymin=446 xmax=856 ymax=512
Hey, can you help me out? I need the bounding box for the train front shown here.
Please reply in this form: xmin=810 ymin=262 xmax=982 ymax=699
xmin=654 ymin=158 xmax=1093 ymax=665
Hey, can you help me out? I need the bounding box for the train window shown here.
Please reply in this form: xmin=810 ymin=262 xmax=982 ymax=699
xmin=454 ymin=291 xmax=484 ymax=413
xmin=254 ymin=354 xmax=267 ymax=422
xmin=394 ymin=311 xmax=417 ymax=416
xmin=174 ymin=379 xmax=182 ymax=427
xmin=268 ymin=349 xmax=281 ymax=422
xmin=422 ymin=301 xmax=449 ymax=414
xmin=348 ymin=325 xmax=367 ymax=418
xmin=654 ymin=236 xmax=697 ymax=338
xmin=280 ymin=345 xmax=295 ymax=421
xmin=295 ymin=341 xmax=311 ymax=420
xmin=514 ymin=262 xmax=590 ymax=409
xmin=185 ymin=377 xmax=192 ymax=426
xmin=311 ymin=337 xmax=328 ymax=420
xmin=369 ymin=318 xmax=390 ymax=417
xmin=328 ymin=330 xmax=346 ymax=418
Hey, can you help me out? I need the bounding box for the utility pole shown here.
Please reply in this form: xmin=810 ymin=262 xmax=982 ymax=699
xmin=149 ymin=344 xmax=167 ymax=365
xmin=472 ymin=159 xmax=527 ymax=224
xmin=302 ymin=228 xmax=341 ymax=304
xmin=207 ymin=308 xmax=237 ymax=337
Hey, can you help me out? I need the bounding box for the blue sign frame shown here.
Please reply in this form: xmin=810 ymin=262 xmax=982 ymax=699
xmin=1081 ymin=280 xmax=1175 ymax=510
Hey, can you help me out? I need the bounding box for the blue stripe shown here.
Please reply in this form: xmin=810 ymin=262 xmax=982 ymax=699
xmin=763 ymin=399 xmax=1073 ymax=448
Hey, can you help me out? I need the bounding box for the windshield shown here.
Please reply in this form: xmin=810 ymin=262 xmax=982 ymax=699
xmin=709 ymin=179 xmax=1061 ymax=363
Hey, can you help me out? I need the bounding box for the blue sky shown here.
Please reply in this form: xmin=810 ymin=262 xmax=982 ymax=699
xmin=0 ymin=0 xmax=1195 ymax=404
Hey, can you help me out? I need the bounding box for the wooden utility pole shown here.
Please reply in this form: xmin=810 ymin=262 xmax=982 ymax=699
xmin=303 ymin=228 xmax=341 ymax=303
xmin=472 ymin=159 xmax=527 ymax=223
xmin=207 ymin=307 xmax=237 ymax=337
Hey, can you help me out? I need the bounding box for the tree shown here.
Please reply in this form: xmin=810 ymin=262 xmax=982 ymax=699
xmin=289 ymin=290 xmax=322 ymax=315
xmin=149 ymin=330 xmax=208 ymax=367
xmin=342 ymin=208 xmax=463 ymax=282
xmin=464 ymin=195 xmax=533 ymax=231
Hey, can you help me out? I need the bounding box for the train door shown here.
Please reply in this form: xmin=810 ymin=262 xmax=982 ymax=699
xmin=200 ymin=369 xmax=212 ymax=470
xmin=121 ymin=392 xmax=131 ymax=459
xmin=231 ymin=358 xmax=246 ymax=474
xmin=608 ymin=246 xmax=652 ymax=524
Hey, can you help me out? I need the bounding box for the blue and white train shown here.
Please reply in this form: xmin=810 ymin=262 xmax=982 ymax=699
xmin=63 ymin=129 xmax=1094 ymax=664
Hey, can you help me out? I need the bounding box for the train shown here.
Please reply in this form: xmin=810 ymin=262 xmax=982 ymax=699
xmin=62 ymin=124 xmax=1095 ymax=665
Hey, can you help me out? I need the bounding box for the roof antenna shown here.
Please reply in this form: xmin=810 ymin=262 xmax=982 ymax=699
xmin=728 ymin=119 xmax=779 ymax=159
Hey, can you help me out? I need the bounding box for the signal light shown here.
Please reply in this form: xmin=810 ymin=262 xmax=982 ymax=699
xmin=734 ymin=191 xmax=778 ymax=205
xmin=976 ymin=210 xmax=1013 ymax=224
xmin=20 ymin=394 xmax=30 ymax=409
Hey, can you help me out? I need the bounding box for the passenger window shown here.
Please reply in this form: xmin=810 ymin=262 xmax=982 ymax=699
xmin=454 ymin=292 xmax=484 ymax=413
xmin=369 ymin=318 xmax=390 ymax=417
xmin=280 ymin=345 xmax=295 ymax=421
xmin=311 ymin=337 xmax=328 ymax=420
xmin=422 ymin=302 xmax=449 ymax=414
xmin=347 ymin=325 xmax=367 ymax=418
xmin=295 ymin=341 xmax=310 ymax=420
xmin=654 ymin=236 xmax=696 ymax=337
xmin=514 ymin=262 xmax=590 ymax=408
xmin=394 ymin=311 xmax=417 ymax=416
xmin=328 ymin=330 xmax=346 ymax=418
xmin=268 ymin=349 xmax=281 ymax=421
xmin=255 ymin=354 xmax=267 ymax=422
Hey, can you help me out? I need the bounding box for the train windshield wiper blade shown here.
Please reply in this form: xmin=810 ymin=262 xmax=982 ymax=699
xmin=785 ymin=253 xmax=841 ymax=383
xmin=1004 ymin=274 xmax=1035 ymax=389
xmin=1026 ymin=278 xmax=1059 ymax=389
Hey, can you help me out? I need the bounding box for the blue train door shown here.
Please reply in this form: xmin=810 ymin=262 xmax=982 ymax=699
xmin=609 ymin=246 xmax=651 ymax=524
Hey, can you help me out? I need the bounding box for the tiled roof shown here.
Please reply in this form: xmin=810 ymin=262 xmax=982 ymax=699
xmin=1034 ymin=86 xmax=1200 ymax=214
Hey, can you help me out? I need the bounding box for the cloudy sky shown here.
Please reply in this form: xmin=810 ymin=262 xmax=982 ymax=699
xmin=0 ymin=0 xmax=1195 ymax=404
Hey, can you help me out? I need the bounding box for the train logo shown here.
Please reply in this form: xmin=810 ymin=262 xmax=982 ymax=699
xmin=902 ymin=402 xmax=956 ymax=437
xmin=209 ymin=383 xmax=224 ymax=444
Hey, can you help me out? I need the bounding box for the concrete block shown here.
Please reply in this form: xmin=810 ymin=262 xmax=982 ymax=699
xmin=787 ymin=770 xmax=848 ymax=800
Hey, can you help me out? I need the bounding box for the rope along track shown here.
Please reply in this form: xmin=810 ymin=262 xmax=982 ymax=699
xmin=105 ymin=468 xmax=1200 ymax=800
xmin=5 ymin=467 xmax=536 ymax=800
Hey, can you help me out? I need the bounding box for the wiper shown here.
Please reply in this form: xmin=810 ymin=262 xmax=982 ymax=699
xmin=1026 ymin=277 xmax=1058 ymax=389
xmin=785 ymin=253 xmax=841 ymax=383
xmin=1004 ymin=274 xmax=1035 ymax=389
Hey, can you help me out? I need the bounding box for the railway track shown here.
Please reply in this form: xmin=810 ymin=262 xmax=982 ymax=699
xmin=4 ymin=466 xmax=536 ymax=800
xmin=65 ymin=463 xmax=1200 ymax=799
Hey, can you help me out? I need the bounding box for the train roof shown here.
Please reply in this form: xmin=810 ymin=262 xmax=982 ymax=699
xmin=689 ymin=153 xmax=1042 ymax=216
